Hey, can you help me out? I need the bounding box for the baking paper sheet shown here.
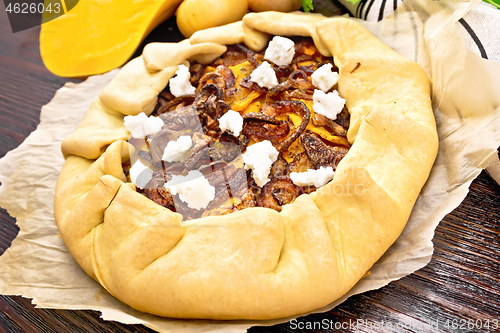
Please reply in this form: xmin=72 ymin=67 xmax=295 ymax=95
xmin=1 ymin=0 xmax=500 ymax=331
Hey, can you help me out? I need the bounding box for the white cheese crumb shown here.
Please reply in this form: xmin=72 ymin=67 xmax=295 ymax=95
xmin=129 ymin=159 xmax=154 ymax=189
xmin=313 ymin=89 xmax=346 ymax=121
xmin=162 ymin=136 xmax=193 ymax=162
xmin=264 ymin=36 xmax=295 ymax=66
xmin=250 ymin=61 xmax=278 ymax=89
xmin=219 ymin=110 xmax=244 ymax=137
xmin=290 ymin=166 xmax=335 ymax=188
xmin=169 ymin=64 xmax=196 ymax=97
xmin=165 ymin=170 xmax=215 ymax=210
xmin=123 ymin=112 xmax=164 ymax=139
xmin=242 ymin=140 xmax=279 ymax=187
xmin=311 ymin=64 xmax=339 ymax=92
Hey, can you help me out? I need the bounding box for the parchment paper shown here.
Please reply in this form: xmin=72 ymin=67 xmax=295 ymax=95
xmin=1 ymin=0 xmax=500 ymax=331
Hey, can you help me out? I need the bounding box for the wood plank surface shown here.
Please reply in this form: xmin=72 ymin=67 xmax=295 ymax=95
xmin=0 ymin=9 xmax=499 ymax=333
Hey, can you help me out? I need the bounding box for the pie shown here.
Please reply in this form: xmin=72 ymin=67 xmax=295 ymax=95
xmin=54 ymin=12 xmax=438 ymax=320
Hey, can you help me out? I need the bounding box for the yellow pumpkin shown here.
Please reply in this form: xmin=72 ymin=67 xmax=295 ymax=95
xmin=40 ymin=0 xmax=183 ymax=77
xmin=176 ymin=0 xmax=248 ymax=38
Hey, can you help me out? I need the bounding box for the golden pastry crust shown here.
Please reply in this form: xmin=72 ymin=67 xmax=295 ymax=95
xmin=54 ymin=13 xmax=438 ymax=320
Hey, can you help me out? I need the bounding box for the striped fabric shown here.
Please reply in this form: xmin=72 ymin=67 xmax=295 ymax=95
xmin=338 ymin=0 xmax=500 ymax=183
xmin=341 ymin=0 xmax=500 ymax=62
xmin=457 ymin=2 xmax=500 ymax=62
xmin=355 ymin=0 xmax=404 ymax=22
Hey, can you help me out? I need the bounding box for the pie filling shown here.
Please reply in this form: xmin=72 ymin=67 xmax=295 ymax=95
xmin=123 ymin=37 xmax=351 ymax=220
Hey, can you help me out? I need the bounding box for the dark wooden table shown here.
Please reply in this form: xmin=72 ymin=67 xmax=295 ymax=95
xmin=1 ymin=10 xmax=499 ymax=333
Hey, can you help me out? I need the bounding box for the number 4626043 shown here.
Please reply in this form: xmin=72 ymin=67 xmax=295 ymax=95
xmin=5 ymin=2 xmax=61 ymax=14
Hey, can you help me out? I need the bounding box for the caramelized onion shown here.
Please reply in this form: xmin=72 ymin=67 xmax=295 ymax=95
xmin=212 ymin=45 xmax=248 ymax=67
xmin=159 ymin=106 xmax=200 ymax=131
xmin=263 ymin=100 xmax=310 ymax=152
xmin=201 ymin=163 xmax=248 ymax=209
xmin=288 ymin=70 xmax=314 ymax=90
xmin=220 ymin=132 xmax=249 ymax=152
xmin=242 ymin=112 xmax=283 ymax=124
xmin=243 ymin=122 xmax=290 ymax=141
xmin=209 ymin=141 xmax=241 ymax=164
xmin=258 ymin=176 xmax=298 ymax=211
xmin=144 ymin=171 xmax=176 ymax=211
xmin=242 ymin=112 xmax=290 ymax=142
xmin=156 ymin=95 xmax=196 ymax=114
xmin=298 ymin=65 xmax=315 ymax=74
xmin=287 ymin=151 xmax=314 ymax=174
xmin=266 ymin=81 xmax=292 ymax=104
xmin=184 ymin=137 xmax=213 ymax=169
xmin=240 ymin=76 xmax=267 ymax=93
xmin=197 ymin=73 xmax=226 ymax=94
xmin=311 ymin=114 xmax=347 ymax=137
xmin=239 ymin=189 xmax=257 ymax=209
xmin=300 ymin=130 xmax=349 ymax=170
xmin=248 ymin=53 xmax=264 ymax=68
xmin=269 ymin=155 xmax=288 ymax=179
xmin=148 ymin=129 xmax=184 ymax=164
xmin=273 ymin=65 xmax=295 ymax=80
xmin=265 ymin=80 xmax=313 ymax=104
xmin=189 ymin=63 xmax=204 ymax=87
xmin=287 ymin=89 xmax=313 ymax=100
xmin=215 ymin=65 xmax=236 ymax=88
xmin=334 ymin=107 xmax=350 ymax=130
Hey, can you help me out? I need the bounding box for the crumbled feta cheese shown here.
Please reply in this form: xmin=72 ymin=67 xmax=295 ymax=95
xmin=264 ymin=36 xmax=295 ymax=66
xmin=169 ymin=64 xmax=196 ymax=97
xmin=162 ymin=136 xmax=193 ymax=162
xmin=165 ymin=170 xmax=215 ymax=210
xmin=123 ymin=112 xmax=164 ymax=139
xmin=311 ymin=64 xmax=339 ymax=92
xmin=129 ymin=159 xmax=154 ymax=189
xmin=219 ymin=110 xmax=244 ymax=137
xmin=250 ymin=61 xmax=278 ymax=89
xmin=242 ymin=140 xmax=278 ymax=187
xmin=290 ymin=166 xmax=335 ymax=188
xmin=313 ymin=89 xmax=346 ymax=121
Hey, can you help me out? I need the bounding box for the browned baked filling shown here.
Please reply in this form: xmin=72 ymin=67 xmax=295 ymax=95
xmin=124 ymin=38 xmax=350 ymax=220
